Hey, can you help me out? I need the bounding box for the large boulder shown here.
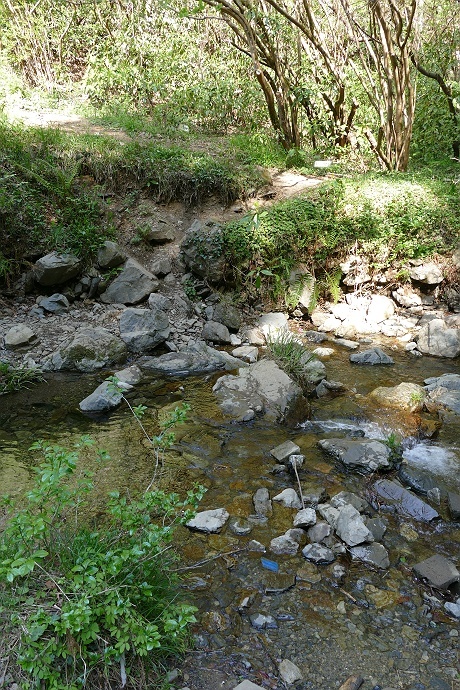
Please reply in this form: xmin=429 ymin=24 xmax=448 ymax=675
xmin=119 ymin=307 xmax=170 ymax=352
xmin=213 ymin=359 xmax=309 ymax=425
xmin=409 ymin=262 xmax=443 ymax=285
xmin=318 ymin=438 xmax=391 ymax=473
xmin=34 ymin=252 xmax=81 ymax=286
xmin=416 ymin=319 xmax=460 ymax=358
xmin=180 ymin=220 xmax=226 ymax=284
xmin=44 ymin=327 xmax=127 ymax=372
xmin=212 ymin=303 xmax=242 ymax=331
xmin=100 ymin=259 xmax=159 ymax=304
xmin=138 ymin=341 xmax=247 ymax=377
xmin=367 ymin=294 xmax=395 ymax=323
xmin=368 ymin=382 xmax=425 ymax=412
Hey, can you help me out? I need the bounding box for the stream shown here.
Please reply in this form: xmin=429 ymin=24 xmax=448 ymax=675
xmin=0 ymin=346 xmax=459 ymax=690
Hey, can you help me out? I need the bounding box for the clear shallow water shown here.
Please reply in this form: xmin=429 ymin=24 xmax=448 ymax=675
xmin=1 ymin=349 xmax=459 ymax=690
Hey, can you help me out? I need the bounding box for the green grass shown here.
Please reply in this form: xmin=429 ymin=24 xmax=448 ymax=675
xmin=0 ymin=361 xmax=44 ymax=395
xmin=265 ymin=327 xmax=317 ymax=389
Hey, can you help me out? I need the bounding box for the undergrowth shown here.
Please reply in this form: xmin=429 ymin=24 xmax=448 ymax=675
xmin=223 ymin=170 xmax=460 ymax=302
xmin=0 ymin=419 xmax=205 ymax=688
xmin=265 ymin=328 xmax=318 ymax=389
xmin=0 ymin=361 xmax=44 ymax=395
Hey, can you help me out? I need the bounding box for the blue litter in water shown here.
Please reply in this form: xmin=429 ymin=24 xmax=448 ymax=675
xmin=261 ymin=557 xmax=279 ymax=572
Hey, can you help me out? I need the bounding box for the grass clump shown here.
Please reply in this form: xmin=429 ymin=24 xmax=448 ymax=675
xmin=0 ymin=361 xmax=44 ymax=395
xmin=0 ymin=430 xmax=205 ymax=689
xmin=265 ymin=327 xmax=317 ymax=389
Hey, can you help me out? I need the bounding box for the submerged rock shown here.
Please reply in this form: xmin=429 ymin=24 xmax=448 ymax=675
xmin=368 ymin=382 xmax=425 ymax=412
xmin=278 ymin=659 xmax=303 ymax=685
xmin=413 ymin=554 xmax=459 ymax=589
xmin=350 ymin=348 xmax=394 ymax=365
xmin=253 ymin=488 xmax=272 ymax=516
xmin=350 ymin=543 xmax=390 ymax=569
xmin=372 ymin=478 xmax=439 ymax=521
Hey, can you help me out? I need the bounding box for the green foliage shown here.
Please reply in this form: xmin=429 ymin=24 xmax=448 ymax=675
xmin=223 ymin=171 xmax=460 ymax=299
xmin=265 ymin=327 xmax=317 ymax=389
xmin=0 ymin=361 xmax=44 ymax=395
xmin=0 ymin=433 xmax=205 ymax=689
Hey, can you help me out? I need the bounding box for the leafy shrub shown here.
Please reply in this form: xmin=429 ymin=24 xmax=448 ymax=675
xmin=0 ymin=435 xmax=205 ymax=689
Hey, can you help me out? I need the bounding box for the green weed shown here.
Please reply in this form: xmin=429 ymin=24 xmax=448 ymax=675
xmin=265 ymin=327 xmax=317 ymax=389
xmin=0 ymin=361 xmax=44 ymax=395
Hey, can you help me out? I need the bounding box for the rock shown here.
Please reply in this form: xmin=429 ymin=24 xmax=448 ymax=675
xmin=318 ymin=315 xmax=342 ymax=332
xmin=448 ymin=492 xmax=460 ymax=519
xmin=302 ymin=543 xmax=335 ymax=564
xmin=273 ymin=488 xmax=302 ymax=509
xmin=149 ymin=257 xmax=172 ymax=277
xmin=350 ymin=348 xmax=394 ymax=365
xmin=278 ymin=659 xmax=303 ymax=685
xmin=424 ymin=374 xmax=460 ymax=414
xmin=45 ymin=327 xmax=127 ymax=372
xmin=364 ymin=517 xmax=388 ymax=541
xmin=392 ymin=286 xmax=422 ymax=308
xmin=398 ymin=465 xmax=440 ymax=496
xmin=139 ymin=341 xmax=246 ymax=376
xmin=417 ymin=319 xmax=460 ymax=358
xmin=253 ymin=488 xmax=272 ymax=516
xmin=444 ymin=601 xmax=460 ymax=618
xmin=334 ymin=338 xmax=359 ymax=350
xmin=317 ymin=503 xmax=340 ymax=528
xmin=180 ymin=220 xmax=226 ymax=283
xmin=202 ymin=320 xmax=231 ymax=344
xmin=318 ymin=438 xmax=391 ymax=473
xmin=119 ymin=307 xmax=170 ymax=352
xmin=258 ymin=312 xmax=289 ymax=338
xmin=270 ymin=440 xmax=301 ymax=462
xmin=330 ymin=491 xmax=369 ymax=513
xmin=4 ymin=324 xmax=36 ymax=350
xmin=34 ymin=251 xmax=81 ymax=286
xmin=304 ymin=330 xmax=328 ymax=343
xmin=410 ymin=262 xmax=443 ymax=285
xmin=367 ymin=294 xmax=395 ymax=322
xmin=270 ymin=532 xmax=300 ymax=556
xmin=186 ymin=508 xmax=230 ymax=533
xmin=313 ymin=347 xmax=335 ymax=359
xmin=249 ymin=613 xmax=277 ymax=630
xmin=349 ymin=543 xmax=390 ymax=569
xmin=100 ymin=259 xmax=159 ymax=304
xmin=213 ymin=359 xmax=309 ymax=425
xmin=37 ymin=293 xmax=70 ymax=315
xmin=233 ymin=682 xmax=266 ymax=690
xmin=335 ymin=504 xmax=374 ymax=546
xmin=413 ymin=554 xmax=459 ymax=589
xmin=288 ymin=454 xmax=304 ymax=470
xmin=293 ymin=508 xmax=317 ymax=529
xmin=146 ymin=223 xmax=176 ymax=244
xmin=247 ymin=540 xmax=266 ymax=552
xmin=300 ymin=353 xmax=326 ymax=384
xmin=148 ymin=293 xmax=172 ymax=312
xmin=307 ymin=522 xmax=331 ymax=543
xmin=79 ymin=365 xmax=141 ymax=412
xmin=212 ymin=303 xmax=242 ymax=331
xmin=229 ymin=517 xmax=252 ymax=536
xmin=97 ymin=241 xmax=126 ymax=269
xmin=232 ymin=345 xmax=258 ymax=363
xmin=373 ymin=479 xmax=439 ymax=521
xmin=368 ymin=382 xmax=425 ymax=412
xmin=245 ymin=327 xmax=265 ymax=346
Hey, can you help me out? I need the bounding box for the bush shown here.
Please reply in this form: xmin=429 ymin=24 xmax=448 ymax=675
xmin=0 ymin=435 xmax=205 ymax=689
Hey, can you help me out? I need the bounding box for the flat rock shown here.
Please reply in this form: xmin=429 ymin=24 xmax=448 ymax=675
xmin=349 ymin=543 xmax=390 ymax=569
xmin=319 ymin=438 xmax=391 ymax=473
xmin=334 ymin=338 xmax=359 ymax=350
xmin=416 ymin=319 xmax=460 ymax=358
xmin=4 ymin=324 xmax=36 ymax=350
xmin=119 ymin=307 xmax=170 ymax=352
xmin=186 ymin=508 xmax=229 ymax=533
xmin=413 ymin=554 xmax=459 ymax=589
xmin=139 ymin=341 xmax=246 ymax=376
xmin=231 ymin=345 xmax=258 ymax=363
xmin=270 ymin=440 xmax=301 ymax=462
xmin=373 ymin=478 xmax=439 ymax=521
xmin=278 ymin=659 xmax=303 ymax=685
xmin=100 ymin=258 xmax=159 ymax=304
xmin=350 ymin=347 xmax=394 ymax=365
xmin=34 ymin=251 xmax=81 ymax=286
xmin=302 ymin=543 xmax=335 ymax=564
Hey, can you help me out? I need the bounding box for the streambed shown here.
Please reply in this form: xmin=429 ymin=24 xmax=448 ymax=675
xmin=0 ymin=347 xmax=459 ymax=690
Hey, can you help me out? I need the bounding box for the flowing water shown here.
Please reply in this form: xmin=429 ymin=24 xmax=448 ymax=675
xmin=0 ymin=348 xmax=459 ymax=690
